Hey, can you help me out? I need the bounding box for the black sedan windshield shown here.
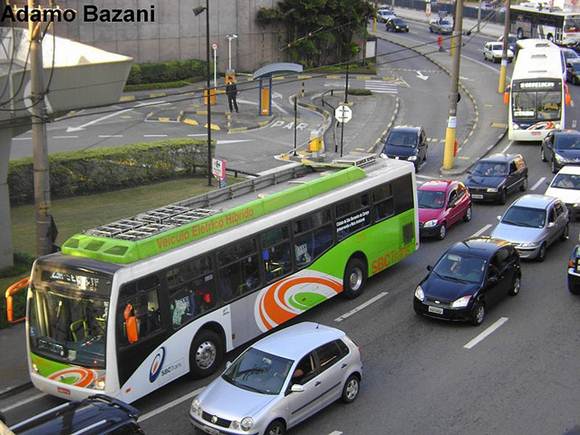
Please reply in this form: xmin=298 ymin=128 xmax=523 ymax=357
xmin=502 ymin=206 xmax=546 ymax=228
xmin=223 ymin=348 xmax=293 ymax=395
xmin=433 ymin=253 xmax=486 ymax=284
xmin=471 ymin=161 xmax=508 ymax=176
xmin=418 ymin=190 xmax=445 ymax=209
xmin=387 ymin=131 xmax=417 ymax=147
xmin=392 ymin=19 xmax=405 ymax=25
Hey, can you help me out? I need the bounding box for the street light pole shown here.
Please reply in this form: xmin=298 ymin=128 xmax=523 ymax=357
xmin=193 ymin=1 xmax=212 ymax=187
xmin=498 ymin=0 xmax=511 ymax=93
xmin=225 ymin=34 xmax=238 ymax=71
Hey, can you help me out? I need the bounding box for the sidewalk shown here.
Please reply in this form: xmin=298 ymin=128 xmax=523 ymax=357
xmin=371 ymin=19 xmax=508 ymax=175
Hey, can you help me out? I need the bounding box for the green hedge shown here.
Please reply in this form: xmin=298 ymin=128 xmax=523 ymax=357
xmin=8 ymin=139 xmax=213 ymax=204
xmin=127 ymin=59 xmax=207 ymax=85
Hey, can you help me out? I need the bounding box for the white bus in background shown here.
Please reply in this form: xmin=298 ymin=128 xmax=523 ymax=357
xmin=511 ymin=3 xmax=580 ymax=46
xmin=508 ymin=39 xmax=570 ymax=141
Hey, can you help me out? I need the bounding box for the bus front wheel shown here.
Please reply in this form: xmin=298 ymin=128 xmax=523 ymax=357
xmin=189 ymin=329 xmax=224 ymax=378
xmin=342 ymin=257 xmax=367 ymax=299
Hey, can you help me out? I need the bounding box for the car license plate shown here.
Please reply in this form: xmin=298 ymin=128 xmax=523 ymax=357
xmin=471 ymin=194 xmax=483 ymax=199
xmin=202 ymin=425 xmax=220 ymax=435
xmin=428 ymin=306 xmax=444 ymax=315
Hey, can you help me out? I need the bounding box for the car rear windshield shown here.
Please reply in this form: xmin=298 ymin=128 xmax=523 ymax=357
xmin=555 ymin=134 xmax=580 ymax=150
xmin=387 ymin=131 xmax=417 ymax=147
xmin=501 ymin=206 xmax=546 ymax=228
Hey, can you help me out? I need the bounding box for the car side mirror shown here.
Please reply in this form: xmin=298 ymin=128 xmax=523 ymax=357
xmin=427 ymin=265 xmax=432 ymax=271
xmin=290 ymin=384 xmax=305 ymax=393
xmin=226 ymin=361 xmax=232 ymax=369
xmin=497 ymin=215 xmax=502 ymax=221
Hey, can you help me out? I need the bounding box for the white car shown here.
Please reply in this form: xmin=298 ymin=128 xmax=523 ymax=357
xmin=483 ymin=42 xmax=514 ymax=62
xmin=377 ymin=8 xmax=396 ymax=22
xmin=545 ymin=165 xmax=580 ymax=220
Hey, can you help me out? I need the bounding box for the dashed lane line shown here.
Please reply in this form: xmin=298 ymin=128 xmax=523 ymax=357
xmin=139 ymin=387 xmax=204 ymax=422
xmin=334 ymin=292 xmax=388 ymax=322
xmin=464 ymin=317 xmax=509 ymax=349
xmin=0 ymin=393 xmax=46 ymax=413
xmin=53 ymin=136 xmax=79 ymax=139
xmin=98 ymin=135 xmax=123 ymax=138
xmin=470 ymin=224 xmax=492 ymax=238
xmin=143 ymin=134 xmax=168 ymax=138
xmin=531 ymin=177 xmax=546 ymax=191
xmin=501 ymin=141 xmax=513 ymax=154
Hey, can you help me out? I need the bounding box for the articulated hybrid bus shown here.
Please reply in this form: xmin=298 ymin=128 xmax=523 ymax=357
xmin=26 ymin=157 xmax=419 ymax=403
xmin=508 ymin=39 xmax=569 ymax=141
xmin=511 ymin=4 xmax=580 ymax=46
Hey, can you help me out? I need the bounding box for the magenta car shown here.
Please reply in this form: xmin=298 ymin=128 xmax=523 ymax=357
xmin=418 ymin=180 xmax=472 ymax=240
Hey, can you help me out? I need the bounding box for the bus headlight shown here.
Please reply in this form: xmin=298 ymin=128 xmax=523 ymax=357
xmin=95 ymin=378 xmax=106 ymax=390
xmin=32 ymin=363 xmax=39 ymax=373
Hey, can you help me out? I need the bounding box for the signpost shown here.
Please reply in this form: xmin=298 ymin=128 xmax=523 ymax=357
xmin=211 ymin=43 xmax=218 ymax=89
xmin=335 ymin=104 xmax=353 ymax=157
xmin=212 ymin=158 xmax=227 ymax=188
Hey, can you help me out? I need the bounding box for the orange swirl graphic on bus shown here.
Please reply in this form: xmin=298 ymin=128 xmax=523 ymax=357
xmin=255 ymin=274 xmax=342 ymax=332
xmin=48 ymin=367 xmax=95 ymax=388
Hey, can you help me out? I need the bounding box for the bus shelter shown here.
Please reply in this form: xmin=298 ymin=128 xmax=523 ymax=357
xmin=252 ymin=63 xmax=303 ymax=116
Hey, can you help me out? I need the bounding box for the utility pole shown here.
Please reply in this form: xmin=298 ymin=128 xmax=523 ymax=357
xmin=339 ymin=62 xmax=350 ymax=158
xmin=477 ymin=0 xmax=482 ymax=32
xmin=443 ymin=0 xmax=464 ymax=170
xmin=498 ymin=0 xmax=511 ymax=93
xmin=29 ymin=0 xmax=52 ymax=256
xmin=373 ymin=0 xmax=378 ymax=32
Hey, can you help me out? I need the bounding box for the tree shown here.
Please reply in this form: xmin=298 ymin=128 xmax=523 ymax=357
xmin=256 ymin=0 xmax=373 ymax=67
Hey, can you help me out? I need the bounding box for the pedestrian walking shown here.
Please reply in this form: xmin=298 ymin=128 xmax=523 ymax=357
xmin=226 ymin=80 xmax=239 ymax=113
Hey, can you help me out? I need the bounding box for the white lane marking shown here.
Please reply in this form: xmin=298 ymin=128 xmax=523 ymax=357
xmin=135 ymin=100 xmax=167 ymax=108
xmin=13 ymin=137 xmax=31 ymax=141
xmin=531 ymin=177 xmax=546 ymax=191
xmin=272 ymin=100 xmax=289 ymax=115
xmin=187 ymin=134 xmax=208 ymax=137
xmin=217 ymin=139 xmax=254 ymax=145
xmin=0 ymin=393 xmax=47 ymax=413
xmin=470 ymin=224 xmax=492 ymax=238
xmin=416 ymin=174 xmax=436 ymax=180
xmin=334 ymin=292 xmax=388 ymax=322
xmin=66 ymin=108 xmax=134 ymax=132
xmin=52 ymin=136 xmax=79 ymax=139
xmin=501 ymin=141 xmax=513 ymax=154
xmin=328 ymin=432 xmax=343 ymax=435
xmin=138 ymin=387 xmax=205 ymax=422
xmin=143 ymin=134 xmax=168 ymax=138
xmin=464 ymin=317 xmax=509 ymax=349
xmin=98 ymin=135 xmax=123 ymax=138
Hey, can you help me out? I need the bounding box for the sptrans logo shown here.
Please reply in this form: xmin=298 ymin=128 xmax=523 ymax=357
xmin=149 ymin=347 xmax=166 ymax=383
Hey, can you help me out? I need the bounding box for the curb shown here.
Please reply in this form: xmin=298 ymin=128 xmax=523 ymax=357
xmin=0 ymin=382 xmax=33 ymax=400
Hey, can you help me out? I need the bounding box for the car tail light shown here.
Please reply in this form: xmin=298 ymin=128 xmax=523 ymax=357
xmin=569 ymin=259 xmax=574 ymax=268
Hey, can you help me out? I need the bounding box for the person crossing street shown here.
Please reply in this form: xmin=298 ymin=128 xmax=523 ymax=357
xmin=226 ymin=79 xmax=239 ymax=113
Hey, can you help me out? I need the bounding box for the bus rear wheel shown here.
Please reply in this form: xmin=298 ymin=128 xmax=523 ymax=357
xmin=342 ymin=257 xmax=367 ymax=299
xmin=189 ymin=329 xmax=224 ymax=378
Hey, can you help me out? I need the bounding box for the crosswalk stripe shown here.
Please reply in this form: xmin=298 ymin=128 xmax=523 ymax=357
xmin=364 ymin=80 xmax=398 ymax=94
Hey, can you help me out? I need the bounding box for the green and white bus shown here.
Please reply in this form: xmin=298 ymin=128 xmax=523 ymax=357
xmin=26 ymin=157 xmax=418 ymax=403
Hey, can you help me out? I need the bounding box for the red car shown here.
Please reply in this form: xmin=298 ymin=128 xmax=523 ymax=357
xmin=418 ymin=180 xmax=472 ymax=240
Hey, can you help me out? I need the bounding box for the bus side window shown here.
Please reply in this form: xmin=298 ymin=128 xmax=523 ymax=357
xmin=218 ymin=238 xmax=260 ymax=302
xmin=119 ymin=277 xmax=161 ymax=346
xmin=169 ymin=275 xmax=216 ymax=330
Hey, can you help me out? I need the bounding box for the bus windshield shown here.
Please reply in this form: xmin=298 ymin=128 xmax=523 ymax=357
xmin=512 ymin=90 xmax=561 ymax=120
xmin=28 ymin=267 xmax=112 ymax=369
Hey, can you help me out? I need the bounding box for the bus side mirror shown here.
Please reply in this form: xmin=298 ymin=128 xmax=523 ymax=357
xmin=503 ymin=91 xmax=509 ymax=105
xmin=566 ymin=93 xmax=571 ymax=107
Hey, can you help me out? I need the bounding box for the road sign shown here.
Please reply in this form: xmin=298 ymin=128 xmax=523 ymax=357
xmin=212 ymin=158 xmax=226 ymax=180
xmin=212 ymin=43 xmax=218 ymax=50
xmin=335 ymin=104 xmax=352 ymax=124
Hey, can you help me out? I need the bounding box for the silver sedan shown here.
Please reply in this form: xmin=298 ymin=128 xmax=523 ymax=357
xmin=491 ymin=194 xmax=569 ymax=261
xmin=189 ymin=322 xmax=363 ymax=435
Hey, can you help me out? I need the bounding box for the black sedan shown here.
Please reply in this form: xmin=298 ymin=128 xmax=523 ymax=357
xmin=414 ymin=237 xmax=521 ymax=326
xmin=386 ymin=17 xmax=409 ymax=32
xmin=541 ymin=129 xmax=580 ymax=173
xmin=567 ymin=59 xmax=580 ymax=85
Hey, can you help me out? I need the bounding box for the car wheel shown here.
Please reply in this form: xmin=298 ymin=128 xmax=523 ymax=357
xmin=540 ymin=147 xmax=546 ymax=162
xmin=464 ymin=205 xmax=472 ymax=222
xmin=342 ymin=257 xmax=367 ymax=299
xmin=509 ymin=275 xmax=521 ymax=296
xmin=551 ymin=159 xmax=557 ymax=174
xmin=437 ymin=223 xmax=447 ymax=240
xmin=471 ymin=300 xmax=485 ymax=326
xmin=499 ymin=188 xmax=507 ymax=205
xmin=561 ymin=223 xmax=569 ymax=241
xmin=265 ymin=420 xmax=286 ymax=435
xmin=341 ymin=374 xmax=361 ymax=404
xmin=188 ymin=329 xmax=224 ymax=379
xmin=537 ymin=243 xmax=547 ymax=262
xmin=520 ymin=177 xmax=528 ymax=192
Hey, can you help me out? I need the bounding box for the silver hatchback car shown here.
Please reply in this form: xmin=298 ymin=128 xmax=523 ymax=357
xmin=491 ymin=194 xmax=569 ymax=261
xmin=189 ymin=322 xmax=363 ymax=435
